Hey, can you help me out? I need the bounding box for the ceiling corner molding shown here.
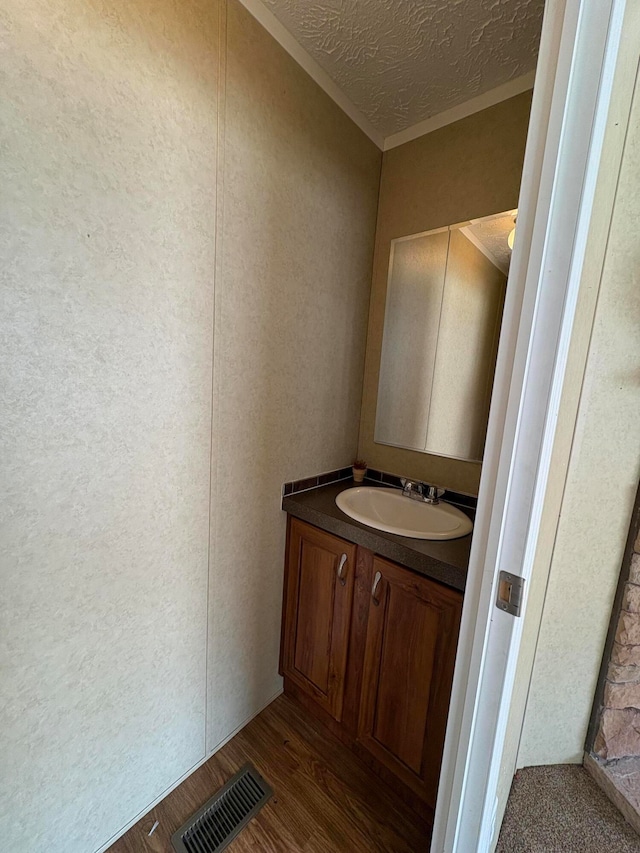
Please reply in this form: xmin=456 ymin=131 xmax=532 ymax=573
xmin=236 ymin=0 xmax=385 ymax=149
xmin=383 ymin=71 xmax=537 ymax=151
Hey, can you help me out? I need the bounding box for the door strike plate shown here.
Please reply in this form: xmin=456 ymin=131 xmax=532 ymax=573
xmin=496 ymin=571 xmax=524 ymax=617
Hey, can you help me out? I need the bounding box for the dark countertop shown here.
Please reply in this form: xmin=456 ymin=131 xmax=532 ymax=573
xmin=282 ymin=479 xmax=473 ymax=592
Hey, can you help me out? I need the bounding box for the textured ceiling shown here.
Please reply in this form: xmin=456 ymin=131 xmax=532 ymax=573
xmin=261 ymin=0 xmax=545 ymax=137
xmin=461 ymin=210 xmax=517 ymax=274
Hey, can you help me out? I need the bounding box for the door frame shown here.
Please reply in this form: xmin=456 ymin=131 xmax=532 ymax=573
xmin=431 ymin=0 xmax=628 ymax=849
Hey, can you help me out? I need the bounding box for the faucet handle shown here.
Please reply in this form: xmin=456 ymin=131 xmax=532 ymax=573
xmin=401 ymin=479 xmax=423 ymax=498
xmin=401 ymin=478 xmax=444 ymax=503
xmin=424 ymin=484 xmax=445 ymax=504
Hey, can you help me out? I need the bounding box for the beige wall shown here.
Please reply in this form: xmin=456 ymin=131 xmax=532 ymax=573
xmin=358 ymin=92 xmax=531 ymax=495
xmin=515 ymin=45 xmax=640 ymax=767
xmin=1 ymin=1 xmax=220 ymax=850
xmin=206 ymin=0 xmax=381 ymax=750
xmin=0 ymin=1 xmax=381 ymax=851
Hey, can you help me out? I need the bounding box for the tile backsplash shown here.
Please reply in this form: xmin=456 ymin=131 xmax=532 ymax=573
xmin=282 ymin=467 xmax=353 ymax=496
xmin=282 ymin=467 xmax=477 ymax=510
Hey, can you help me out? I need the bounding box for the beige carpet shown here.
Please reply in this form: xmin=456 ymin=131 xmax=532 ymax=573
xmin=497 ymin=764 xmax=640 ymax=852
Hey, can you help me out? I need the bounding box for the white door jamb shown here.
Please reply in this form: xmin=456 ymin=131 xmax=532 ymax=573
xmin=431 ymin=0 xmax=627 ymax=849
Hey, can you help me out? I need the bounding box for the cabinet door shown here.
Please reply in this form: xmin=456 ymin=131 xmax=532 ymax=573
xmin=282 ymin=518 xmax=356 ymax=722
xmin=357 ymin=556 xmax=462 ymax=807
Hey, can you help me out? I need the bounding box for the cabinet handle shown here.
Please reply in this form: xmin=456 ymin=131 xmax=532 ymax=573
xmin=337 ymin=553 xmax=348 ymax=586
xmin=371 ymin=570 xmax=382 ymax=605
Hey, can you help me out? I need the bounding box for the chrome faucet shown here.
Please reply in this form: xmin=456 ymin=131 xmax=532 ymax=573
xmin=400 ymin=478 xmax=443 ymax=505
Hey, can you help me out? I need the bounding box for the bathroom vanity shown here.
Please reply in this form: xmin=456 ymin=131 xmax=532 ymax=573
xmin=279 ymin=479 xmax=472 ymax=815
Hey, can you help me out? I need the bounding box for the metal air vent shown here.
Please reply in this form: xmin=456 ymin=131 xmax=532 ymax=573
xmin=171 ymin=764 xmax=272 ymax=853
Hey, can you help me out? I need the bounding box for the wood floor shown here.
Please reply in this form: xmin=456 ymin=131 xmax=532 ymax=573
xmin=107 ymin=694 xmax=432 ymax=852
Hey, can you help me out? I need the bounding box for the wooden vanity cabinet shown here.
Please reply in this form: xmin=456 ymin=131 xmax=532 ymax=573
xmin=280 ymin=517 xmax=463 ymax=811
xmin=281 ymin=518 xmax=357 ymax=722
xmin=357 ymin=555 xmax=462 ymax=807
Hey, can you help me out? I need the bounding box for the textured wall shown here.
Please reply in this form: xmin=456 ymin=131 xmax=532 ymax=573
xmin=0 ymin=0 xmax=381 ymax=851
xmin=517 ymin=59 xmax=640 ymax=766
xmin=261 ymin=0 xmax=543 ymax=135
xmin=358 ymin=92 xmax=532 ymax=495
xmin=0 ymin=1 xmax=220 ymax=851
xmin=206 ymin=0 xmax=381 ymax=750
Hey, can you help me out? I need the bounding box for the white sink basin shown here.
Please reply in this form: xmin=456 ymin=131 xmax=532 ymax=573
xmin=335 ymin=487 xmax=473 ymax=540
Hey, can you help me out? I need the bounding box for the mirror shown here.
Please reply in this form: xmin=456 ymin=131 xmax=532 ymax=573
xmin=375 ymin=210 xmax=516 ymax=462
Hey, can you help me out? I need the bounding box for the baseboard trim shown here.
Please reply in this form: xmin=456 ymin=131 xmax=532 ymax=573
xmin=94 ymin=687 xmax=284 ymax=853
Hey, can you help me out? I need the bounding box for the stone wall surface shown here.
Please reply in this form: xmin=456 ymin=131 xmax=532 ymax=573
xmin=595 ymin=547 xmax=640 ymax=759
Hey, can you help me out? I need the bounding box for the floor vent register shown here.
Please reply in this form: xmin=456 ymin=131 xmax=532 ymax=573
xmin=171 ymin=764 xmax=272 ymax=853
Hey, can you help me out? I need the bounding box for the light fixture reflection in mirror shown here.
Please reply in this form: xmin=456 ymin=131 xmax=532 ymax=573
xmin=374 ymin=210 xmax=516 ymax=463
